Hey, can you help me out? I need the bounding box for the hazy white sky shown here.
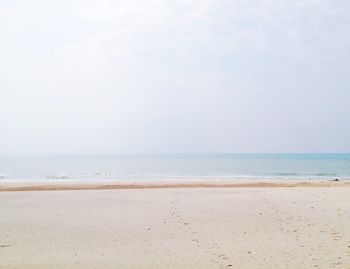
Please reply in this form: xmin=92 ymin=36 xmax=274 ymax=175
xmin=1 ymin=0 xmax=350 ymax=154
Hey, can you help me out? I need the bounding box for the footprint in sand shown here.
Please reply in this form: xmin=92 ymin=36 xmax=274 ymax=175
xmin=208 ymin=244 xmax=233 ymax=268
xmin=170 ymin=197 xmax=232 ymax=268
xmin=330 ymin=230 xmax=342 ymax=241
xmin=171 ymin=198 xmax=180 ymax=204
xmin=191 ymin=238 xmax=200 ymax=247
xmin=0 ymin=244 xmax=12 ymax=248
xmin=218 ymin=253 xmax=228 ymax=260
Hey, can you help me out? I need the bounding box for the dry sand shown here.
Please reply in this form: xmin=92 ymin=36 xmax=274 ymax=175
xmin=1 ymin=183 xmax=350 ymax=269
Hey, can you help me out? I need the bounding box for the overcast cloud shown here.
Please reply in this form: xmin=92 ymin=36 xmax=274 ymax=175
xmin=1 ymin=0 xmax=350 ymax=154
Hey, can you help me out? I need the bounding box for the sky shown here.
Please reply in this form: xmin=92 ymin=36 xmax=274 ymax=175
xmin=1 ymin=0 xmax=350 ymax=154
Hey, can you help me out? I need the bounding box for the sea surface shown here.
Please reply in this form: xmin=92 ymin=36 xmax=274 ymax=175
xmin=0 ymin=154 xmax=349 ymax=182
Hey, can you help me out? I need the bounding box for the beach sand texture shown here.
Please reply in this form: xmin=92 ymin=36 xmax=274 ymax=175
xmin=1 ymin=186 xmax=350 ymax=269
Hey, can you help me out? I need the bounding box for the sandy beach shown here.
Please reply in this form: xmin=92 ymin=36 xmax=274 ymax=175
xmin=1 ymin=182 xmax=350 ymax=269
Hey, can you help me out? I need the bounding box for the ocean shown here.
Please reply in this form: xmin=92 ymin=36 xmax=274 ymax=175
xmin=0 ymin=153 xmax=349 ymax=182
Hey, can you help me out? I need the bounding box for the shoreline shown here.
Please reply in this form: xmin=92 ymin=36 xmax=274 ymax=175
xmin=0 ymin=179 xmax=349 ymax=191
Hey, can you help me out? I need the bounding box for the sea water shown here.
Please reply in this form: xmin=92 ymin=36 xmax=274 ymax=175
xmin=0 ymin=153 xmax=349 ymax=182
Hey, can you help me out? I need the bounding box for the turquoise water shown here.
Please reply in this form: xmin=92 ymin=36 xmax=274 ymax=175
xmin=0 ymin=154 xmax=349 ymax=181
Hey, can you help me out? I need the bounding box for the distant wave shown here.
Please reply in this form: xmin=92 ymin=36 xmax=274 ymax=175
xmin=273 ymin=172 xmax=339 ymax=177
xmin=46 ymin=174 xmax=71 ymax=179
xmin=0 ymin=172 xmax=348 ymax=182
xmin=315 ymin=173 xmax=338 ymax=176
xmin=273 ymin=173 xmax=302 ymax=176
xmin=46 ymin=172 xmax=113 ymax=180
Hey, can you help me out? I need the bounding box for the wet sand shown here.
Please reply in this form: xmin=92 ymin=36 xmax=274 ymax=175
xmin=0 ymin=179 xmax=349 ymax=191
xmin=0 ymin=183 xmax=350 ymax=268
